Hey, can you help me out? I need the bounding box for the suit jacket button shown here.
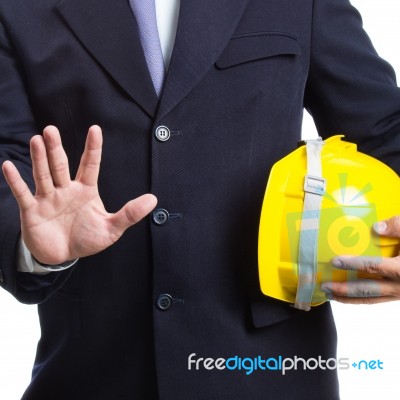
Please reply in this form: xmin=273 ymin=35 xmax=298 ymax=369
xmin=156 ymin=294 xmax=173 ymax=311
xmin=152 ymin=208 xmax=169 ymax=225
xmin=155 ymin=126 xmax=171 ymax=142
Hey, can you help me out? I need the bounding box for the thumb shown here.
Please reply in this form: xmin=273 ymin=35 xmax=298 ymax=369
xmin=373 ymin=215 xmax=400 ymax=238
xmin=110 ymin=194 xmax=157 ymax=233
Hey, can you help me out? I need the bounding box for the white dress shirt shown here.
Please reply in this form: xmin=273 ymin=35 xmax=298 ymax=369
xmin=18 ymin=0 xmax=181 ymax=274
xmin=156 ymin=0 xmax=181 ymax=70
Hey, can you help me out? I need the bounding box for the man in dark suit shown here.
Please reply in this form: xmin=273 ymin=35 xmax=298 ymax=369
xmin=1 ymin=0 xmax=400 ymax=399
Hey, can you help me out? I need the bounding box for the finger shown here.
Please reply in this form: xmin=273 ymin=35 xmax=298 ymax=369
xmin=329 ymin=295 xmax=399 ymax=305
xmin=321 ymin=279 xmax=400 ymax=298
xmin=331 ymin=255 xmax=400 ymax=280
xmin=30 ymin=135 xmax=54 ymax=196
xmin=2 ymin=161 xmax=35 ymax=209
xmin=373 ymin=215 xmax=400 ymax=237
xmin=42 ymin=126 xmax=71 ymax=187
xmin=75 ymin=125 xmax=103 ymax=186
xmin=108 ymin=194 xmax=157 ymax=236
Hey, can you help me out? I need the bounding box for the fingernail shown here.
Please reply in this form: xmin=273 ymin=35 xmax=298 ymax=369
xmin=320 ymin=283 xmax=332 ymax=295
xmin=373 ymin=221 xmax=387 ymax=234
xmin=331 ymin=258 xmax=344 ymax=269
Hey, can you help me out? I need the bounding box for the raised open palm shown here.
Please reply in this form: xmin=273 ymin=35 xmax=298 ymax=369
xmin=2 ymin=125 xmax=157 ymax=265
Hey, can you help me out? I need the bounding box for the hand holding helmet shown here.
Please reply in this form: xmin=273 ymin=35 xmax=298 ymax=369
xmin=321 ymin=216 xmax=400 ymax=304
xmin=258 ymin=135 xmax=400 ymax=309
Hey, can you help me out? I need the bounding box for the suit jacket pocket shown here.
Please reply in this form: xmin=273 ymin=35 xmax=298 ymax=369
xmin=249 ymin=293 xmax=303 ymax=328
xmin=215 ymin=32 xmax=301 ymax=69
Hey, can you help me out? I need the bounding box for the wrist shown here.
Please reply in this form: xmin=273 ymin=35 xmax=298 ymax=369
xmin=19 ymin=238 xmax=78 ymax=274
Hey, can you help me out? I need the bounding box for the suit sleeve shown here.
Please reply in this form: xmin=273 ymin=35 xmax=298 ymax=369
xmin=304 ymin=0 xmax=400 ymax=173
xmin=0 ymin=21 xmax=74 ymax=304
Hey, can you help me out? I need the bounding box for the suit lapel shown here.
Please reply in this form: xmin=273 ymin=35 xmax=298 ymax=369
xmin=156 ymin=0 xmax=250 ymax=120
xmin=56 ymin=0 xmax=250 ymax=120
xmin=56 ymin=0 xmax=158 ymax=118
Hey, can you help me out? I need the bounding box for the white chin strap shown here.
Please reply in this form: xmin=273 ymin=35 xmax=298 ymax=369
xmin=294 ymin=138 xmax=326 ymax=311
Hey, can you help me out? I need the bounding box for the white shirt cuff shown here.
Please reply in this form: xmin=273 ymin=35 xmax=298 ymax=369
xmin=17 ymin=238 xmax=78 ymax=275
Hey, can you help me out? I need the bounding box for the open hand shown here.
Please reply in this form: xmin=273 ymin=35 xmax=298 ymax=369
xmin=2 ymin=125 xmax=157 ymax=265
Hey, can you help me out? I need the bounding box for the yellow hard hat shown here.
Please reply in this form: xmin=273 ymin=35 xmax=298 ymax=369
xmin=258 ymin=135 xmax=400 ymax=311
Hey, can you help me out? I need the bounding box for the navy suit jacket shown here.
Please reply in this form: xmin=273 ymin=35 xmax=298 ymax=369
xmin=1 ymin=0 xmax=400 ymax=399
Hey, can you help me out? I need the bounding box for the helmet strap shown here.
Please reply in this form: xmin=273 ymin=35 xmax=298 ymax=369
xmin=294 ymin=137 xmax=326 ymax=311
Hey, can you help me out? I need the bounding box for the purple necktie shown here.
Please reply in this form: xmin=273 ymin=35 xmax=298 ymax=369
xmin=129 ymin=0 xmax=165 ymax=96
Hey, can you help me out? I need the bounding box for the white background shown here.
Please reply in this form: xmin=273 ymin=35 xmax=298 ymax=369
xmin=1 ymin=1 xmax=400 ymax=399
